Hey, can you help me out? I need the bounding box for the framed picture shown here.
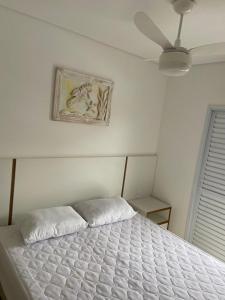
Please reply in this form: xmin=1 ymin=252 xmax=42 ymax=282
xmin=53 ymin=68 xmax=114 ymax=125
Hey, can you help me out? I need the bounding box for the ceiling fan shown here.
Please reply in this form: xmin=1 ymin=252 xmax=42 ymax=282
xmin=134 ymin=0 xmax=225 ymax=76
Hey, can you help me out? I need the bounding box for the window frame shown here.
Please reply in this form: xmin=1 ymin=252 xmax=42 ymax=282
xmin=185 ymin=105 xmax=225 ymax=241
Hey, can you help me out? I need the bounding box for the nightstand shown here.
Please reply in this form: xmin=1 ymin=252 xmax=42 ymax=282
xmin=129 ymin=196 xmax=172 ymax=229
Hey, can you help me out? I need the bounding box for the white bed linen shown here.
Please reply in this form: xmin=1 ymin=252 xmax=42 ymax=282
xmin=73 ymin=197 xmax=136 ymax=227
xmin=19 ymin=206 xmax=87 ymax=244
xmin=1 ymin=214 xmax=225 ymax=300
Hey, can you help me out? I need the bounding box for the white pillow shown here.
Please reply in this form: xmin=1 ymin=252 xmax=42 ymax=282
xmin=18 ymin=206 xmax=87 ymax=244
xmin=73 ymin=197 xmax=136 ymax=227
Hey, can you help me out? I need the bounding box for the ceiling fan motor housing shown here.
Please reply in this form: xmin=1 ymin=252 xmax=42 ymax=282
xmin=172 ymin=0 xmax=195 ymax=15
xmin=159 ymin=50 xmax=192 ymax=76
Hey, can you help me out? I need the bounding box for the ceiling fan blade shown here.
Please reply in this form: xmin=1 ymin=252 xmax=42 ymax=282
xmin=134 ymin=12 xmax=172 ymax=50
xmin=190 ymin=42 xmax=225 ymax=56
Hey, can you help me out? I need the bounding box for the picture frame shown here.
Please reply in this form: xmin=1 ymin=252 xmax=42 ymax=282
xmin=53 ymin=68 xmax=114 ymax=126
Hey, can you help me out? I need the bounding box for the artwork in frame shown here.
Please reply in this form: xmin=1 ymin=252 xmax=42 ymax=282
xmin=53 ymin=68 xmax=114 ymax=125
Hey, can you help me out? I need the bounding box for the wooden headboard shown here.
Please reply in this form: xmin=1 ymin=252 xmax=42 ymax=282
xmin=0 ymin=154 xmax=157 ymax=225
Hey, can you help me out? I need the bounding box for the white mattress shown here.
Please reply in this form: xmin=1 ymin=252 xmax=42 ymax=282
xmin=1 ymin=214 xmax=225 ymax=300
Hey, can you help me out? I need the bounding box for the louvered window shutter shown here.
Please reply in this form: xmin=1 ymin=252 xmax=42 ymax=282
xmin=190 ymin=110 xmax=225 ymax=262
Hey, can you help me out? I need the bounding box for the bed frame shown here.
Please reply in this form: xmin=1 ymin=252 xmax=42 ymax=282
xmin=0 ymin=154 xmax=157 ymax=300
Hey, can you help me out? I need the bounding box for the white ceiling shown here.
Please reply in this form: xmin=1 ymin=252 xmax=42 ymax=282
xmin=1 ymin=0 xmax=225 ymax=65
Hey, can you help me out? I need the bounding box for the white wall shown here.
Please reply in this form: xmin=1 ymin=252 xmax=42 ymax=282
xmin=153 ymin=62 xmax=225 ymax=238
xmin=0 ymin=6 xmax=167 ymax=224
xmin=0 ymin=6 xmax=167 ymax=158
xmin=2 ymin=5 xmax=225 ymax=235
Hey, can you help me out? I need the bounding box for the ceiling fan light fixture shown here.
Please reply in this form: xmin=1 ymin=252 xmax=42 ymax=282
xmin=159 ymin=50 xmax=192 ymax=76
xmin=172 ymin=0 xmax=195 ymax=15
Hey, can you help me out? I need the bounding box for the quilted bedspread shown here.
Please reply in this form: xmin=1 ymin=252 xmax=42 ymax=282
xmin=5 ymin=214 xmax=225 ymax=299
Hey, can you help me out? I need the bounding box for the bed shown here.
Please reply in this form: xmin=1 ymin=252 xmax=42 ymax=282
xmin=1 ymin=213 xmax=225 ymax=300
xmin=1 ymin=155 xmax=225 ymax=299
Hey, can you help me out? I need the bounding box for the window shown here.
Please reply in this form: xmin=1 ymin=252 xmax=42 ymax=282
xmin=187 ymin=107 xmax=225 ymax=262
